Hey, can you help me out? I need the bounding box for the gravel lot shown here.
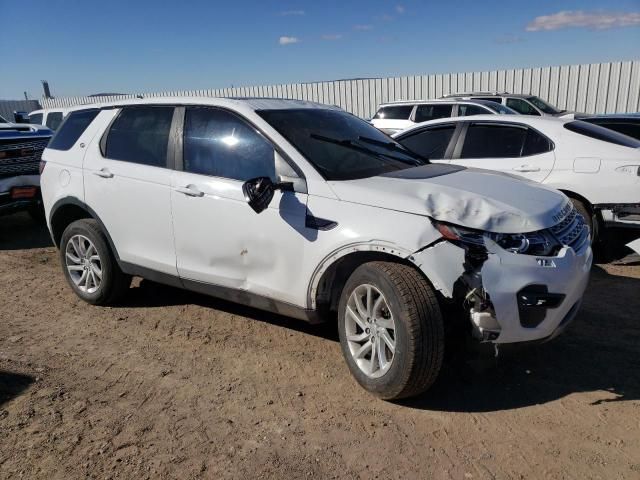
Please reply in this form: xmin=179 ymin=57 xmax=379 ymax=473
xmin=1 ymin=212 xmax=639 ymax=479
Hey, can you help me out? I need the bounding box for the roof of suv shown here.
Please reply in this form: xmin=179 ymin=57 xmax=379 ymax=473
xmin=33 ymin=97 xmax=341 ymax=115
xmin=378 ymin=98 xmax=503 ymax=107
xmin=440 ymin=92 xmax=528 ymax=98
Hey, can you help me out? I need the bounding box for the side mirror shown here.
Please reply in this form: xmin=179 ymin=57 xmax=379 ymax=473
xmin=242 ymin=177 xmax=294 ymax=214
xmin=13 ymin=111 xmax=30 ymax=124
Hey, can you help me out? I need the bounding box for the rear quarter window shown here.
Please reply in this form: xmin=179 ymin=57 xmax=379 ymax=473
xmin=373 ymin=105 xmax=413 ymax=120
xmin=48 ymin=109 xmax=100 ymax=151
xmin=46 ymin=112 xmax=64 ymax=131
xmin=564 ymin=121 xmax=640 ymax=148
xmin=29 ymin=113 xmax=43 ymax=125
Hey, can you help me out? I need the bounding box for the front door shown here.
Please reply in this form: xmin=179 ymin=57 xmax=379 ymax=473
xmin=170 ymin=106 xmax=312 ymax=306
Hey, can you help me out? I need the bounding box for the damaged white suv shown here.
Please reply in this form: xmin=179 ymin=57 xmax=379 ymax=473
xmin=40 ymin=98 xmax=592 ymax=400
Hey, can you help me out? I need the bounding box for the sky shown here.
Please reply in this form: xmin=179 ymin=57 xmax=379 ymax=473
xmin=1 ymin=0 xmax=639 ymax=99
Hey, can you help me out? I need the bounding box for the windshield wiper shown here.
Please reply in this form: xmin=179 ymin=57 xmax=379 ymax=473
xmin=310 ymin=133 xmax=422 ymax=166
xmin=357 ymin=136 xmax=429 ymax=163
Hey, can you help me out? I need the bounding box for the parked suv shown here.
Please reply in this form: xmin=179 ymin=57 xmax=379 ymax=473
xmin=0 ymin=114 xmax=52 ymax=219
xmin=41 ymin=98 xmax=591 ymax=399
xmin=371 ymin=99 xmax=516 ymax=134
xmin=29 ymin=108 xmax=68 ymax=131
xmin=393 ymin=115 xmax=640 ymax=241
xmin=442 ymin=92 xmax=572 ymax=118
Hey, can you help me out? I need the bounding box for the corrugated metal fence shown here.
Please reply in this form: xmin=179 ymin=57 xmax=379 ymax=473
xmin=0 ymin=100 xmax=41 ymax=122
xmin=40 ymin=60 xmax=640 ymax=118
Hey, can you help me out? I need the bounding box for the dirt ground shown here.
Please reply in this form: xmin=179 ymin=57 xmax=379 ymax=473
xmin=1 ymin=212 xmax=639 ymax=480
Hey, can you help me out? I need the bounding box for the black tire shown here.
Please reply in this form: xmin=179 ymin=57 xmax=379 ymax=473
xmin=59 ymin=219 xmax=131 ymax=305
xmin=337 ymin=261 xmax=445 ymax=400
xmin=570 ymin=197 xmax=595 ymax=240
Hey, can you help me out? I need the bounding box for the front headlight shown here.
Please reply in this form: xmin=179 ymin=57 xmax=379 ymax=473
xmin=433 ymin=221 xmax=559 ymax=256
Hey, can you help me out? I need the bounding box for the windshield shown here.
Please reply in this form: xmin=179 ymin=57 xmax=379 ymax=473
xmin=258 ymin=109 xmax=426 ymax=180
xmin=0 ymin=114 xmax=8 ymax=123
xmin=527 ymin=96 xmax=561 ymax=114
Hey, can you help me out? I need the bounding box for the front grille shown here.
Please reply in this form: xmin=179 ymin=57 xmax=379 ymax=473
xmin=0 ymin=138 xmax=49 ymax=179
xmin=549 ymin=206 xmax=590 ymax=253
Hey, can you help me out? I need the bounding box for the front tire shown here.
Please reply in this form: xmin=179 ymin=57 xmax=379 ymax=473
xmin=60 ymin=219 xmax=131 ymax=305
xmin=337 ymin=261 xmax=445 ymax=400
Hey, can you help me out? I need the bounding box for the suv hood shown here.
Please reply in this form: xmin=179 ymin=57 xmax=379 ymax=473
xmin=327 ymin=164 xmax=569 ymax=233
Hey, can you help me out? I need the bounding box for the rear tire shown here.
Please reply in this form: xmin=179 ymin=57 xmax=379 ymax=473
xmin=337 ymin=261 xmax=445 ymax=400
xmin=60 ymin=219 xmax=131 ymax=305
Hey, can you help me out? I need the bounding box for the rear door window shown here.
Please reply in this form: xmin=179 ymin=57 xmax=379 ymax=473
xmin=372 ymin=105 xmax=413 ymax=120
xmin=460 ymin=124 xmax=528 ymax=158
xmin=506 ymin=98 xmax=540 ymax=116
xmin=46 ymin=112 xmax=64 ymax=130
xmin=48 ymin=109 xmax=100 ymax=151
xmin=458 ymin=104 xmax=488 ymax=116
xmin=414 ymin=104 xmax=453 ymax=123
xmin=105 ymin=106 xmax=174 ymax=167
xmin=183 ymin=107 xmax=276 ymax=181
xmin=398 ymin=125 xmax=456 ymax=159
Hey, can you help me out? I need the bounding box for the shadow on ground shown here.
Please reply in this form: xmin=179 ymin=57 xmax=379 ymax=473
xmin=0 ymin=212 xmax=52 ymax=250
xmin=0 ymin=371 xmax=35 ymax=407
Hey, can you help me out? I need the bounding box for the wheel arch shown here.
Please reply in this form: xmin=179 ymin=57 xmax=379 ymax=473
xmin=309 ymin=242 xmax=437 ymax=314
xmin=49 ymin=197 xmax=120 ymax=260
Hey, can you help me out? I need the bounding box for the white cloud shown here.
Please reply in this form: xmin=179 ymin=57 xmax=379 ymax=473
xmin=321 ymin=34 xmax=343 ymax=40
xmin=279 ymin=36 xmax=300 ymax=45
xmin=353 ymin=24 xmax=373 ymax=31
xmin=526 ymin=10 xmax=640 ymax=31
xmin=396 ymin=5 xmax=405 ymax=14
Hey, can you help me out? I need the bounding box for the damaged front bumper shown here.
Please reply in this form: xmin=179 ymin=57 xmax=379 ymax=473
xmin=411 ymin=239 xmax=592 ymax=345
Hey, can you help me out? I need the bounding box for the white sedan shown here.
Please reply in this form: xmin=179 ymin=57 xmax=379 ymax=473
xmin=393 ymin=115 xmax=640 ymax=240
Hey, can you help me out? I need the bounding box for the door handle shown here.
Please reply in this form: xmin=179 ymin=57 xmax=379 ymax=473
xmin=513 ymin=165 xmax=540 ymax=172
xmin=93 ymin=168 xmax=114 ymax=178
xmin=174 ymin=185 xmax=204 ymax=197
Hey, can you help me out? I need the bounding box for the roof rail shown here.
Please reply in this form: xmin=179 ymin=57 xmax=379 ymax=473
xmin=441 ymin=91 xmax=510 ymax=98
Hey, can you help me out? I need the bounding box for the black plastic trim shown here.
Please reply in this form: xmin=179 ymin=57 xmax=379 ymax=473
xmin=48 ymin=196 xmax=120 ymax=260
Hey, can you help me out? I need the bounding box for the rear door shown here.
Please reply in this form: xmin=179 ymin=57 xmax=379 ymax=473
xmin=450 ymin=121 xmax=555 ymax=182
xmin=83 ymin=105 xmax=178 ymax=275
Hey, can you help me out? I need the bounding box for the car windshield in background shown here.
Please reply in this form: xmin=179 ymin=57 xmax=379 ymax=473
xmin=258 ymin=109 xmax=425 ymax=181
xmin=527 ymin=96 xmax=561 ymax=114
xmin=564 ymin=120 xmax=640 ymax=148
xmin=0 ymin=115 xmax=8 ymax=123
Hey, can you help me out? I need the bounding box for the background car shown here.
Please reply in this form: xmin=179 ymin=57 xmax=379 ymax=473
xmin=28 ymin=108 xmax=69 ymax=131
xmin=0 ymin=113 xmax=52 ymax=220
xmin=370 ymin=99 xmax=516 ymax=134
xmin=393 ymin=115 xmax=640 ymax=243
xmin=441 ymin=91 xmax=572 ymax=118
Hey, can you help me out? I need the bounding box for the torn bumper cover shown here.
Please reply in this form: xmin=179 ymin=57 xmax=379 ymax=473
xmin=411 ymin=239 xmax=592 ymax=345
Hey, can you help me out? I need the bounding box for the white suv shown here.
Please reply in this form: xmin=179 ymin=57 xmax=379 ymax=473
xmin=41 ymin=98 xmax=592 ymax=400
xmin=371 ymin=99 xmax=516 ymax=134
